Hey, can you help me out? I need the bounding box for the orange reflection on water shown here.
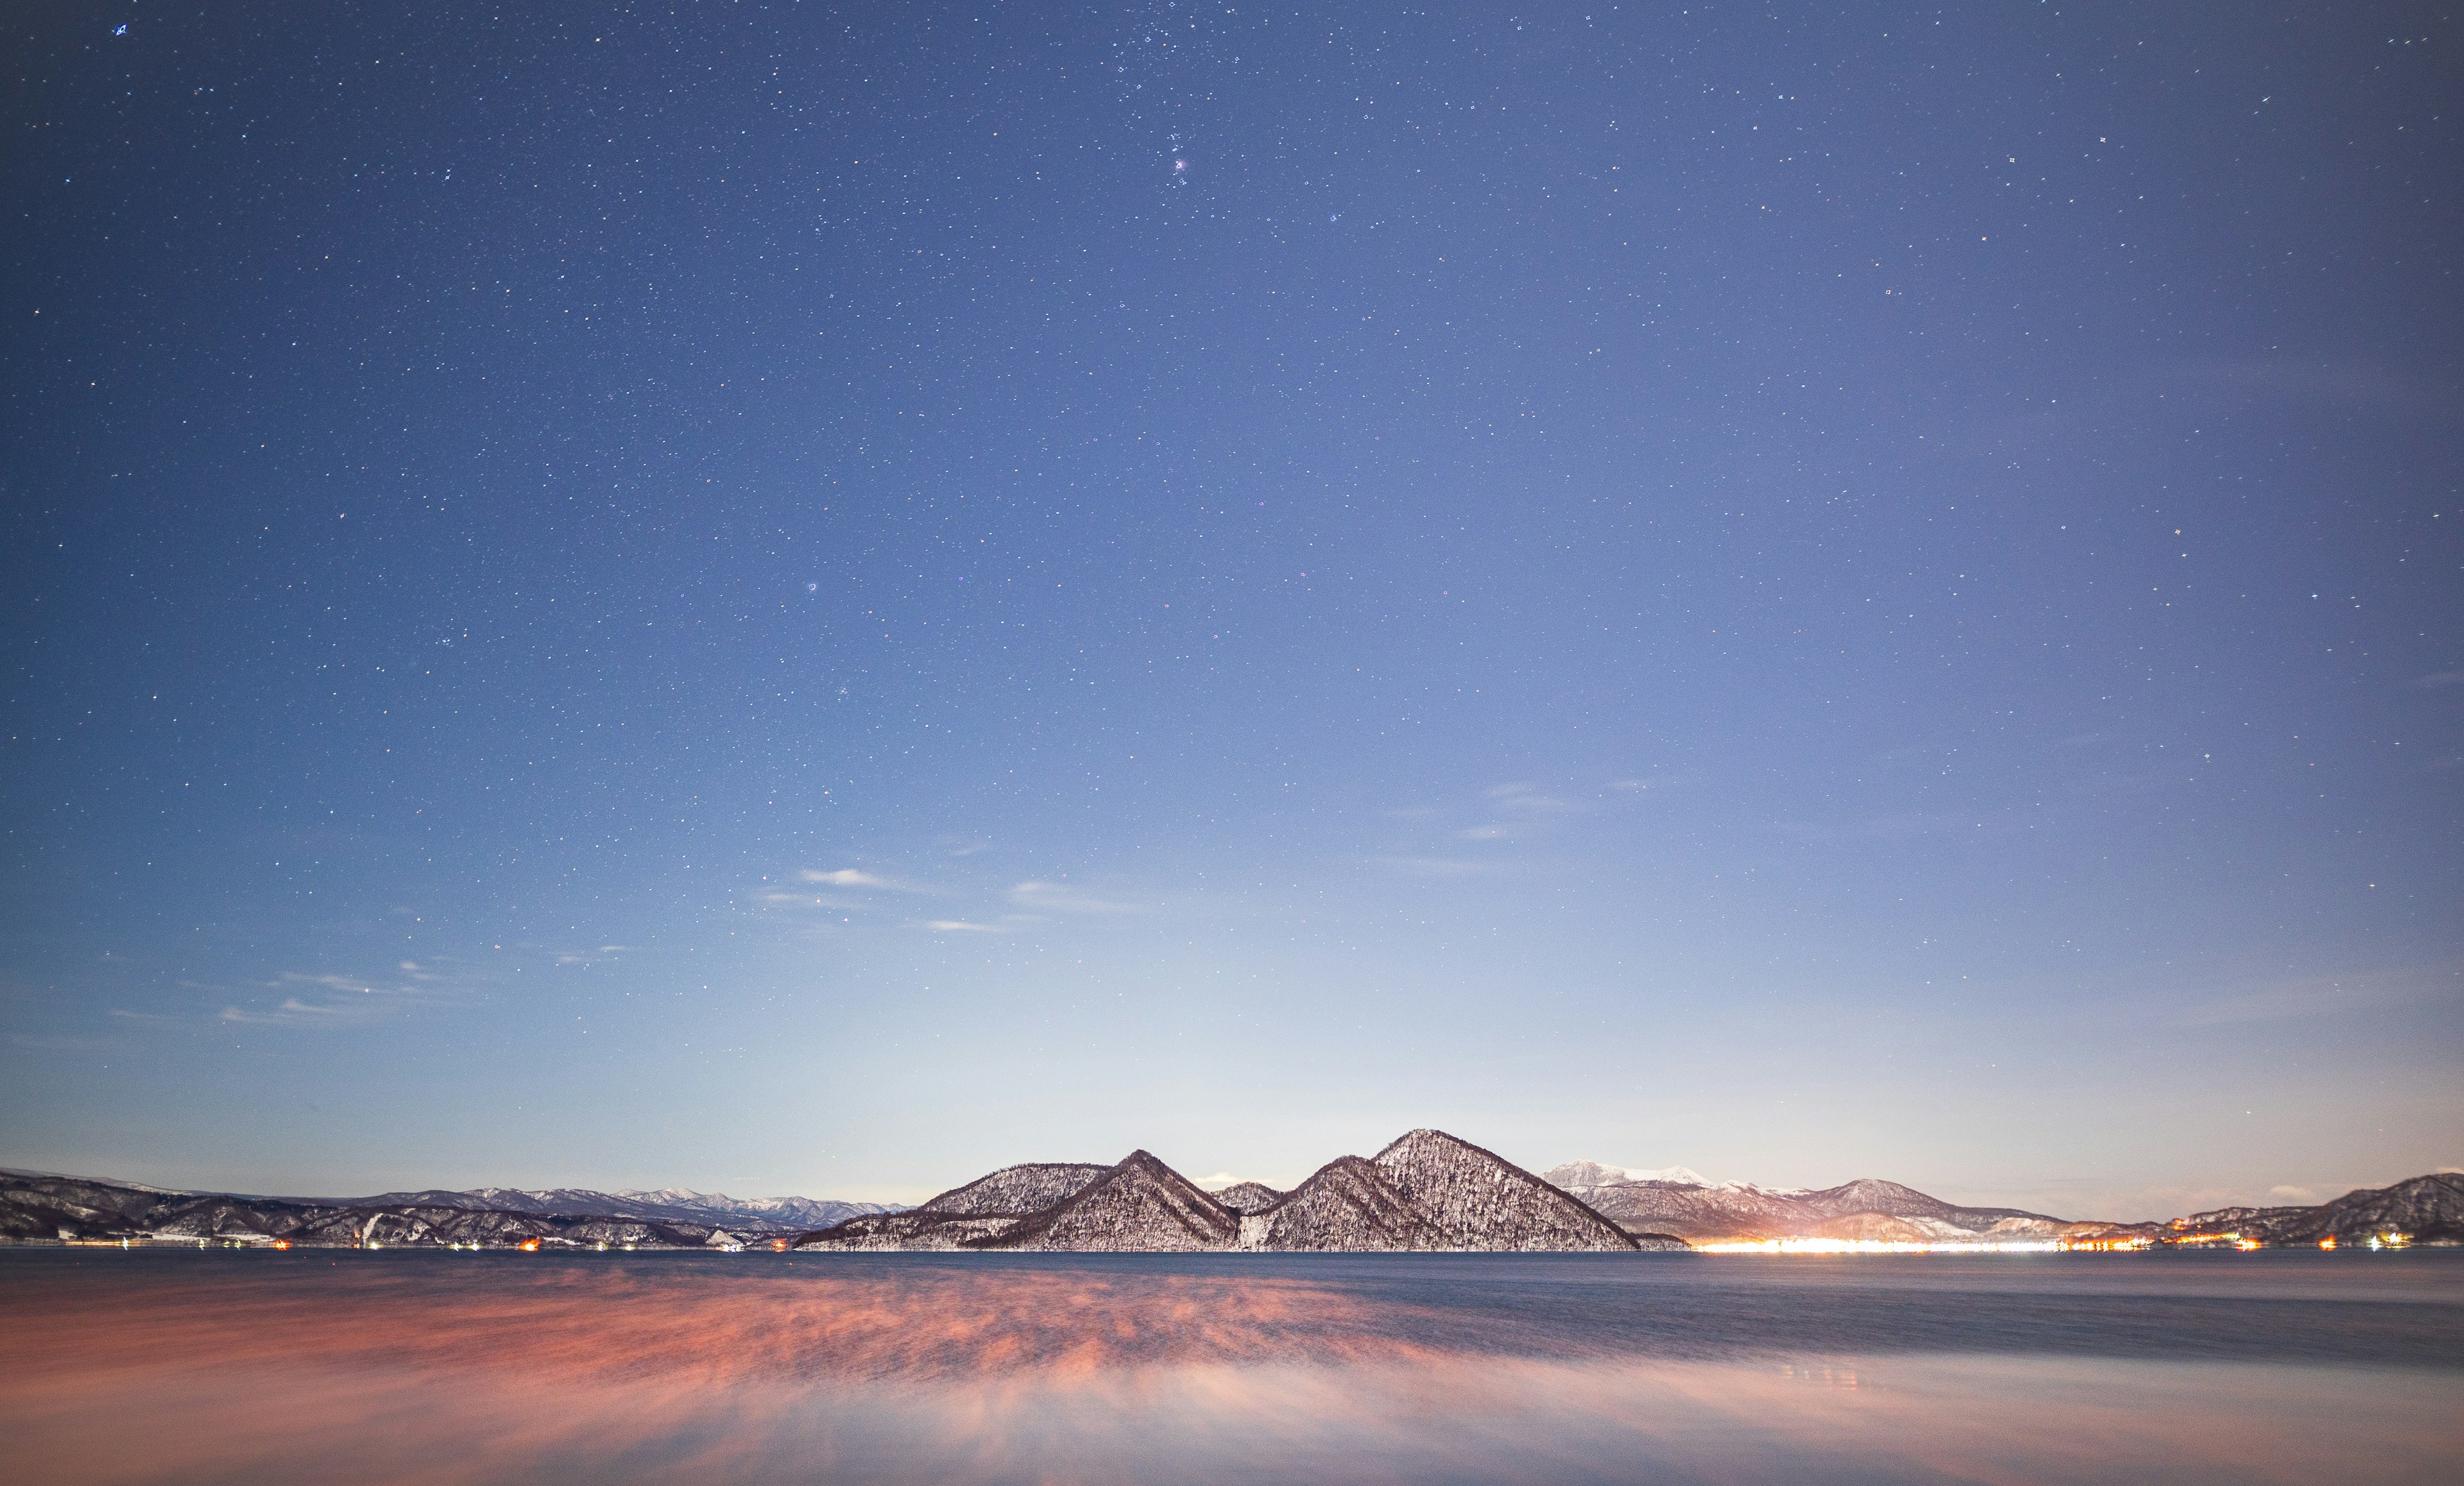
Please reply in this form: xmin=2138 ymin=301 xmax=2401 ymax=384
xmin=4 ymin=1257 xmax=2456 ymax=1485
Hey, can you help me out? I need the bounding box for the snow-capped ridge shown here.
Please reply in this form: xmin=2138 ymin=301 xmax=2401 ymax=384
xmin=1548 ymin=1159 xmax=2069 ymax=1240
xmin=798 ymin=1130 xmax=1645 ymax=1252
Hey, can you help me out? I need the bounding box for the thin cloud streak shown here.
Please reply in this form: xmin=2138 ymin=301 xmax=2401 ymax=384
xmin=1369 ymin=855 xmax=1493 ymax=877
xmin=1006 ymin=881 xmax=1140 ymax=914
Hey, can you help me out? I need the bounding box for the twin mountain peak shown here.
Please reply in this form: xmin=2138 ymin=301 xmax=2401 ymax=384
xmin=798 ymin=1128 xmax=1665 ymax=1252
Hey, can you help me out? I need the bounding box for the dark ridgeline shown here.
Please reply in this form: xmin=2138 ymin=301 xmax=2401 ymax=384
xmin=1543 ymin=1165 xmax=2464 ymax=1249
xmin=10 ymin=1156 xmax=2456 ymax=1254
xmin=330 ymin=1186 xmax=896 ymax=1231
xmin=0 ymin=1171 xmax=770 ymax=1251
xmin=1000 ymin=1150 xmax=1240 ymax=1251
xmin=0 ymin=1170 xmax=899 ymax=1250
xmin=796 ymin=1129 xmax=1657 ymax=1252
xmin=1210 ymin=1182 xmax=1286 ymax=1215
xmin=2169 ymin=1173 xmax=2464 ymax=1246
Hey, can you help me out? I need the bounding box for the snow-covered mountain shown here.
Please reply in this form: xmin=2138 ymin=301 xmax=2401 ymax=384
xmin=1257 ymin=1130 xmax=1643 ymax=1251
xmin=15 ymin=1160 xmax=2450 ymax=1252
xmin=798 ymin=1130 xmax=1663 ymax=1252
xmin=999 ymin=1151 xmax=1239 ymax=1251
xmin=343 ymin=1185 xmax=903 ymax=1231
xmin=1543 ymin=1160 xmax=1721 ymax=1190
xmin=1211 ymin=1181 xmax=1286 ymax=1215
xmin=2173 ymin=1173 xmax=2464 ymax=1245
xmin=1543 ymin=1162 xmax=2077 ymax=1241
xmin=611 ymin=1188 xmax=900 ymax=1230
xmin=0 ymin=1170 xmax=758 ymax=1251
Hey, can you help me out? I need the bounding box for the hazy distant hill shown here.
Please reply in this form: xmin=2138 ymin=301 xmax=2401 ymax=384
xmin=338 ymin=1184 xmax=899 ymax=1231
xmin=798 ymin=1129 xmax=1666 ymax=1252
xmin=15 ymin=1157 xmax=2451 ymax=1254
xmin=2170 ymin=1173 xmax=2464 ymax=1245
xmin=1 ymin=1168 xmax=900 ymax=1250
xmin=1541 ymin=1163 xmax=2085 ymax=1242
xmin=0 ymin=1170 xmax=759 ymax=1250
xmin=1210 ymin=1181 xmax=1287 ymax=1215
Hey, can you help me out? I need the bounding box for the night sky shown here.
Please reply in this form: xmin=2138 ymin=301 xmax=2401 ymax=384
xmin=4 ymin=2 xmax=2457 ymax=1219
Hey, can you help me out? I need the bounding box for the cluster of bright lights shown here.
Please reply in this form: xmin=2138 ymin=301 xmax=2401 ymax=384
xmin=1695 ymin=1238 xmax=2064 ymax=1256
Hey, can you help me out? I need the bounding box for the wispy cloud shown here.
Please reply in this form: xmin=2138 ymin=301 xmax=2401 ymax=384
xmin=800 ymin=867 xmax=922 ymax=890
xmin=220 ymin=996 xmax=393 ymax=1028
xmin=1443 ymin=782 xmax=1591 ymax=841
xmin=1483 ymin=782 xmax=1582 ymax=817
xmin=554 ymin=944 xmax=633 ymax=966
xmin=758 ymin=890 xmax=875 ymax=910
xmin=2408 ymin=669 xmax=2464 ymax=690
xmin=758 ymin=867 xmax=942 ymax=918
xmin=925 ymin=918 xmax=1009 ymax=933
xmin=208 ymin=966 xmax=463 ymax=1030
xmin=1006 ymin=880 xmax=1140 ymax=914
xmin=2168 ymin=968 xmax=2437 ymax=1028
xmin=9 ymin=1033 xmax=113 ymax=1052
xmin=1370 ymin=855 xmax=1492 ymax=876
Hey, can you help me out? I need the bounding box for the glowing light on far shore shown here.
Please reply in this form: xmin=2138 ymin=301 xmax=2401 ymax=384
xmin=1696 ymin=1238 xmax=2066 ymax=1256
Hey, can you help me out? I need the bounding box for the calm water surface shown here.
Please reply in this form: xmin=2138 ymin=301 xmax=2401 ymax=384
xmin=4 ymin=1249 xmax=2458 ymax=1483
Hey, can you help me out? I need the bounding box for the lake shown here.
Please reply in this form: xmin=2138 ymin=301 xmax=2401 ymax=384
xmin=4 ymin=1249 xmax=2458 ymax=1483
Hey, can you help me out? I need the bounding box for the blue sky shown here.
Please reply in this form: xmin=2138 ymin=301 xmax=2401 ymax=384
xmin=3 ymin=1 xmax=2457 ymax=1219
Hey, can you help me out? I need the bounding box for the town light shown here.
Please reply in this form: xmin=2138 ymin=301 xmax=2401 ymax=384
xmin=1695 ymin=1238 xmax=2064 ymax=1256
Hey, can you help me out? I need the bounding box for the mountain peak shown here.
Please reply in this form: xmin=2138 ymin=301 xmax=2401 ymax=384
xmin=1212 ymin=1181 xmax=1285 ymax=1215
xmin=1543 ymin=1160 xmax=1716 ymax=1190
xmin=995 ymin=1150 xmax=1236 ymax=1251
xmin=798 ymin=1131 xmax=1642 ymax=1252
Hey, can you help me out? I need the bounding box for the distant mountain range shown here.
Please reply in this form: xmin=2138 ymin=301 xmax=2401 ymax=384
xmin=7 ymin=1152 xmax=2456 ymax=1252
xmin=332 ymin=1185 xmax=898 ymax=1232
xmin=1537 ymin=1163 xmax=2091 ymax=1243
xmin=0 ymin=1169 xmax=900 ymax=1251
xmin=2168 ymin=1173 xmax=2463 ymax=1247
xmin=800 ymin=1129 xmax=1662 ymax=1252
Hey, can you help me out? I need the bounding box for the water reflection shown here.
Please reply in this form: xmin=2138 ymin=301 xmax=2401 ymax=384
xmin=4 ymin=1252 xmax=2457 ymax=1484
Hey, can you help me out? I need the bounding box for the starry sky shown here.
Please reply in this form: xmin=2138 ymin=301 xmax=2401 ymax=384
xmin=3 ymin=2 xmax=2457 ymax=1220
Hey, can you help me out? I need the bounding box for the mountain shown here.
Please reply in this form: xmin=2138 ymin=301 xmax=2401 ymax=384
xmin=796 ymin=1162 xmax=1116 ymax=1250
xmin=1247 ymin=1155 xmax=1431 ymax=1249
xmin=1543 ymin=1161 xmax=1720 ymax=1190
xmin=921 ymin=1163 xmax=1115 ymax=1217
xmin=797 ymin=1129 xmax=1656 ymax=1252
xmin=997 ymin=1150 xmax=1238 ymax=1251
xmin=2171 ymin=1174 xmax=2464 ymax=1246
xmin=27 ymin=1152 xmax=2446 ymax=1256
xmin=333 ymin=1185 xmax=900 ymax=1231
xmin=1549 ymin=1177 xmax=1816 ymax=1242
xmin=1342 ymin=1128 xmax=1638 ymax=1251
xmin=1249 ymin=1130 xmax=1649 ymax=1252
xmin=1211 ymin=1181 xmax=1286 ymax=1215
xmin=1545 ymin=1165 xmax=2075 ymax=1242
xmin=0 ymin=1170 xmax=757 ymax=1251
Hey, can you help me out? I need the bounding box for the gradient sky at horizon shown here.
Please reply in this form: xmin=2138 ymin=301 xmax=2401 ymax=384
xmin=3 ymin=1 xmax=2458 ymax=1220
